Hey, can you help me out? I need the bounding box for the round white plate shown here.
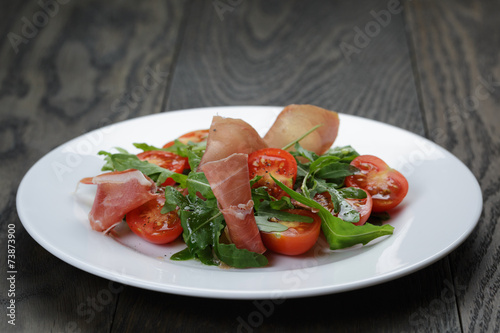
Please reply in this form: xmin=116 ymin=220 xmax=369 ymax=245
xmin=16 ymin=106 xmax=482 ymax=299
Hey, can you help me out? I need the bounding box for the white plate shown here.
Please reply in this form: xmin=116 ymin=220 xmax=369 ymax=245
xmin=16 ymin=106 xmax=482 ymax=299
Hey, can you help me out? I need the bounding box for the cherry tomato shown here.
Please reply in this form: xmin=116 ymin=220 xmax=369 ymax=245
xmin=345 ymin=155 xmax=408 ymax=212
xmin=248 ymin=148 xmax=297 ymax=198
xmin=136 ymin=151 xmax=188 ymax=186
xmin=260 ymin=209 xmax=321 ymax=256
xmin=313 ymin=190 xmax=372 ymax=225
xmin=344 ymin=189 xmax=372 ymax=225
xmin=163 ymin=129 xmax=209 ymax=148
xmin=126 ymin=199 xmax=183 ymax=244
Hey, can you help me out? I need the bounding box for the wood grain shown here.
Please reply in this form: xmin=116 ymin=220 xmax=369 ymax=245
xmin=2 ymin=0 xmax=497 ymax=332
xmin=0 ymin=0 xmax=189 ymax=331
xmin=168 ymin=0 xmax=425 ymax=135
xmin=405 ymin=0 xmax=500 ymax=332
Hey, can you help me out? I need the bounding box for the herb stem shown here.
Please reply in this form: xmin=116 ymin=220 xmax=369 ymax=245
xmin=281 ymin=124 xmax=323 ymax=151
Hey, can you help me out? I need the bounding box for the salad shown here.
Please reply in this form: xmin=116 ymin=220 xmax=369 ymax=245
xmin=79 ymin=104 xmax=408 ymax=268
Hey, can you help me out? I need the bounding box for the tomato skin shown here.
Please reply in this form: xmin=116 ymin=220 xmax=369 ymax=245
xmin=126 ymin=199 xmax=183 ymax=244
xmin=345 ymin=155 xmax=408 ymax=213
xmin=248 ymin=148 xmax=298 ymax=198
xmin=163 ymin=129 xmax=209 ymax=148
xmin=260 ymin=209 xmax=321 ymax=256
xmin=345 ymin=189 xmax=372 ymax=226
xmin=136 ymin=151 xmax=188 ymax=186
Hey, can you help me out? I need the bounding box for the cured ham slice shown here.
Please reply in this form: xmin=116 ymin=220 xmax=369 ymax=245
xmin=80 ymin=169 xmax=158 ymax=232
xmin=264 ymin=104 xmax=340 ymax=155
xmin=201 ymin=153 xmax=266 ymax=254
xmin=199 ymin=116 xmax=267 ymax=168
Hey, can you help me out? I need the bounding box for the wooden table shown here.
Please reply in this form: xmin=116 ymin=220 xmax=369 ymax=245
xmin=2 ymin=0 xmax=499 ymax=332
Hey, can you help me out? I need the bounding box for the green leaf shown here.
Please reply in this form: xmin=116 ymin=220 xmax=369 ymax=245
xmin=170 ymin=247 xmax=194 ymax=261
xmin=254 ymin=217 xmax=289 ymax=232
xmin=270 ymin=175 xmax=394 ymax=250
xmin=338 ymin=187 xmax=367 ymax=199
xmin=315 ymin=163 xmax=359 ymax=180
xmin=322 ymin=145 xmax=360 ymax=162
xmin=163 ymin=186 xmax=189 ymax=213
xmin=179 ymin=199 xmax=222 ymax=255
xmin=257 ymin=201 xmax=313 ymax=223
xmin=133 ymin=140 xmax=206 ymax=170
xmin=186 ymin=172 xmax=214 ymax=200
xmin=291 ymin=142 xmax=319 ymax=162
xmin=318 ymin=211 xmax=394 ymax=250
xmin=186 ymin=149 xmax=202 ymax=171
xmin=215 ymin=243 xmax=268 ymax=268
xmin=133 ymin=142 xmax=164 ymax=152
xmin=269 ymin=196 xmax=294 ymax=210
xmin=316 ymin=180 xmax=360 ymax=223
xmin=98 ymin=152 xmax=188 ymax=187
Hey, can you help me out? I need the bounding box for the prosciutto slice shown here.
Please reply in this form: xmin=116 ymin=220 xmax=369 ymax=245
xmin=199 ymin=116 xmax=267 ymax=168
xmin=80 ymin=169 xmax=157 ymax=232
xmin=264 ymin=104 xmax=340 ymax=155
xmin=201 ymin=153 xmax=266 ymax=254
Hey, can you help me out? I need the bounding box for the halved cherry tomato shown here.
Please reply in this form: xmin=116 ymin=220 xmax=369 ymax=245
xmin=313 ymin=189 xmax=372 ymax=226
xmin=260 ymin=209 xmax=321 ymax=256
xmin=248 ymin=148 xmax=297 ymax=198
xmin=345 ymin=155 xmax=408 ymax=212
xmin=345 ymin=189 xmax=372 ymax=226
xmin=163 ymin=129 xmax=209 ymax=148
xmin=136 ymin=151 xmax=188 ymax=186
xmin=126 ymin=199 xmax=183 ymax=244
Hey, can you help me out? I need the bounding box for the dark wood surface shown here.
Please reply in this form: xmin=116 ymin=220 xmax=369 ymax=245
xmin=1 ymin=0 xmax=498 ymax=332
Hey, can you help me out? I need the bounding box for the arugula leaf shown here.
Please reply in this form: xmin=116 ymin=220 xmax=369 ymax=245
xmin=215 ymin=243 xmax=269 ymax=268
xmin=322 ymin=145 xmax=360 ymax=162
xmin=178 ymin=198 xmax=222 ymax=257
xmin=315 ymin=180 xmax=360 ymax=223
xmin=338 ymin=187 xmax=367 ymax=199
xmin=254 ymin=217 xmax=289 ymax=232
xmin=170 ymin=247 xmax=194 ymax=261
xmin=133 ymin=140 xmax=206 ymax=171
xmin=97 ymin=151 xmax=188 ymax=187
xmin=291 ymin=142 xmax=319 ymax=162
xmin=166 ymin=178 xmax=267 ymax=268
xmin=257 ymin=201 xmax=313 ymax=223
xmin=162 ymin=186 xmax=189 ymax=213
xmin=213 ymin=214 xmax=268 ymax=268
xmin=269 ymin=196 xmax=294 ymax=210
xmin=270 ymin=175 xmax=394 ymax=250
xmin=315 ymin=163 xmax=359 ymax=180
xmin=186 ymin=172 xmax=214 ymax=200
xmin=132 ymin=142 xmax=164 ymax=152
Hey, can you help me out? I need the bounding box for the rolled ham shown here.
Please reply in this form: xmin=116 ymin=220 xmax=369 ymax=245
xmin=264 ymin=104 xmax=340 ymax=155
xmin=199 ymin=116 xmax=267 ymax=168
xmin=80 ymin=169 xmax=158 ymax=232
xmin=201 ymin=153 xmax=266 ymax=254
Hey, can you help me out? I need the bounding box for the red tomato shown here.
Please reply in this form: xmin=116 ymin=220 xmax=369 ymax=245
xmin=136 ymin=151 xmax=188 ymax=186
xmin=126 ymin=199 xmax=183 ymax=244
xmin=313 ymin=190 xmax=372 ymax=226
xmin=345 ymin=189 xmax=372 ymax=226
xmin=248 ymin=148 xmax=298 ymax=198
xmin=345 ymin=155 xmax=408 ymax=212
xmin=260 ymin=209 xmax=321 ymax=256
xmin=163 ymin=129 xmax=209 ymax=148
